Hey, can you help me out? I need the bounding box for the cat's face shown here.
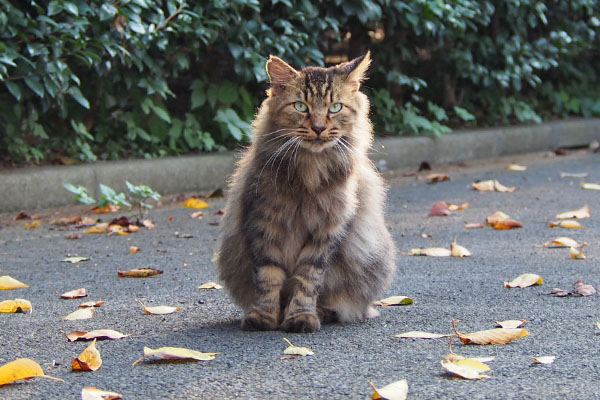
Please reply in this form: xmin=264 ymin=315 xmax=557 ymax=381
xmin=264 ymin=53 xmax=371 ymax=153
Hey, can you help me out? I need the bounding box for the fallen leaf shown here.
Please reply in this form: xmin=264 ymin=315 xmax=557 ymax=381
xmin=108 ymin=224 xmax=126 ymax=236
xmin=127 ymin=224 xmax=139 ymax=233
xmin=549 ymin=287 xmax=571 ymax=297
xmin=0 ymin=298 xmax=32 ymax=313
xmin=0 ymin=275 xmax=29 ymax=290
xmin=136 ymin=299 xmax=180 ymax=315
xmin=0 ymin=358 xmax=63 ymax=386
xmin=25 ymin=220 xmax=41 ymax=229
xmin=505 ymin=163 xmax=527 ymax=171
xmin=428 ymin=201 xmax=450 ymax=216
xmin=369 ymin=379 xmax=408 ymax=400
xmin=184 ymin=197 xmax=209 ymax=209
xmin=393 ymin=331 xmax=450 ymax=339
xmin=494 ymin=180 xmax=517 ymax=192
xmin=596 ymin=321 xmax=600 ymax=330
xmin=66 ymin=329 xmax=128 ymax=342
xmin=132 ymin=346 xmax=218 ymax=366
xmin=373 ymin=296 xmax=414 ymax=306
xmin=556 ymin=204 xmax=591 ymax=219
xmin=72 ymin=339 xmax=102 ymax=371
xmin=81 ymin=386 xmax=123 ymax=400
xmin=493 ymin=219 xmax=523 ymax=230
xmin=472 ymin=180 xmax=516 ymax=192
xmin=60 ymin=288 xmax=87 ymax=299
xmin=485 ymin=211 xmax=511 ymax=226
xmin=91 ymin=204 xmax=119 ymax=214
xmin=533 ymin=356 xmax=555 ymax=364
xmin=453 ymin=320 xmax=530 ymax=345
xmin=62 ymin=307 xmax=94 ymax=321
xmin=441 ymin=359 xmax=489 ymax=380
xmin=560 ymin=172 xmax=588 ymax=178
xmin=542 ymin=237 xmax=580 ymax=248
xmin=451 ymin=241 xmax=471 ymax=257
xmin=463 ymin=223 xmax=483 ymax=229
xmin=427 ymin=173 xmax=450 ymax=183
xmin=495 ymin=319 xmax=526 ymax=329
xmin=79 ymin=301 xmax=104 ymax=308
xmin=84 ymin=223 xmax=109 ymax=234
xmin=51 ymin=216 xmax=82 ymax=225
xmin=65 ymin=233 xmax=82 ymax=240
xmin=408 ymin=248 xmax=452 ymax=257
xmin=176 ymin=233 xmax=194 ymax=239
xmin=206 ymin=188 xmax=225 ymax=198
xmin=129 ymin=246 xmax=140 ymax=254
xmin=62 ymin=256 xmax=89 ymax=264
xmin=190 ymin=211 xmax=204 ymax=218
xmin=117 ymin=267 xmax=163 ymax=278
xmin=570 ymin=246 xmax=586 ymax=260
xmin=572 ymin=280 xmax=596 ymax=296
xmin=14 ymin=211 xmax=30 ymax=220
xmin=581 ymin=182 xmax=600 ymax=190
xmin=504 ymin=273 xmax=543 ymax=288
xmin=214 ymin=209 xmax=225 ymax=216
xmin=198 ymin=281 xmax=223 ymax=290
xmin=448 ymin=203 xmax=468 ymax=211
xmin=142 ymin=219 xmax=155 ymax=229
xmin=549 ymin=220 xmax=584 ymax=229
xmin=283 ymin=337 xmax=314 ymax=356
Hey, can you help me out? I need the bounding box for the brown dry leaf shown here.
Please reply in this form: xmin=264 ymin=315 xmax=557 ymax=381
xmin=533 ymin=356 xmax=556 ymax=364
xmin=441 ymin=359 xmax=489 ymax=380
xmin=25 ymin=220 xmax=41 ymax=229
xmin=505 ymin=163 xmax=527 ymax=171
xmin=0 ymin=358 xmax=63 ymax=386
xmin=81 ymin=386 xmax=123 ymax=400
xmin=79 ymin=301 xmax=104 ymax=308
xmin=451 ymin=240 xmax=471 ymax=257
xmin=62 ymin=256 xmax=89 ymax=264
xmin=485 ymin=211 xmax=510 ymax=226
xmin=283 ymin=338 xmax=314 ymax=356
xmin=548 ymin=220 xmax=584 ymax=229
xmin=62 ymin=307 xmax=94 ymax=321
xmin=570 ymin=246 xmax=586 ymax=260
xmin=198 ymin=281 xmax=223 ymax=290
xmin=448 ymin=203 xmax=469 ymax=211
xmin=190 ymin=211 xmax=204 ymax=218
xmin=51 ymin=216 xmax=82 ymax=225
xmin=495 ymin=319 xmax=527 ymax=329
xmin=463 ymin=223 xmax=483 ymax=229
xmin=117 ymin=267 xmax=163 ymax=278
xmin=393 ymin=331 xmax=450 ymax=339
xmin=408 ymin=248 xmax=452 ymax=257
xmin=373 ymin=296 xmax=414 ymax=306
xmin=183 ymin=197 xmax=210 ymax=209
xmin=91 ymin=204 xmax=119 ymax=214
xmin=0 ymin=299 xmax=32 ymax=313
xmin=472 ymin=180 xmax=495 ymax=191
xmin=493 ymin=219 xmax=523 ymax=230
xmin=129 ymin=246 xmax=140 ymax=254
xmin=549 ymin=287 xmax=571 ymax=297
xmin=572 ymin=280 xmax=596 ymax=296
xmin=84 ymin=223 xmax=109 ymax=234
xmin=556 ymin=204 xmax=591 ymax=219
xmin=428 ymin=201 xmax=450 ymax=216
xmin=132 ymin=346 xmax=218 ymax=366
xmin=0 ymin=275 xmax=29 ymax=290
xmin=427 ymin=173 xmax=450 ymax=183
xmin=214 ymin=209 xmax=225 ymax=216
xmin=60 ymin=288 xmax=87 ymax=299
xmin=542 ymin=237 xmax=580 ymax=248
xmin=453 ymin=320 xmax=530 ymax=345
xmin=14 ymin=211 xmax=30 ymax=220
xmin=66 ymin=329 xmax=128 ymax=342
xmin=581 ymin=182 xmax=600 ymax=190
xmin=369 ymin=379 xmax=408 ymax=400
xmin=504 ymin=273 xmax=543 ymax=288
xmin=136 ymin=299 xmax=180 ymax=315
xmin=72 ymin=339 xmax=102 ymax=371
xmin=65 ymin=233 xmax=82 ymax=240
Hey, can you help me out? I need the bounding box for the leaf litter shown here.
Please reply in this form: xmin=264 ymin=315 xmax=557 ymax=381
xmin=132 ymin=346 xmax=218 ymax=366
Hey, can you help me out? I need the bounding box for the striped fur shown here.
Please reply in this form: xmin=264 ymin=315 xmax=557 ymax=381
xmin=215 ymin=52 xmax=396 ymax=332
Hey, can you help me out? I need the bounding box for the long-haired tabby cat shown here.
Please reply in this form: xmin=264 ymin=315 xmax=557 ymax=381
xmin=215 ymin=51 xmax=396 ymax=333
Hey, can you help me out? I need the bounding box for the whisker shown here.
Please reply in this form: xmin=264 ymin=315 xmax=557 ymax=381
xmin=288 ymin=139 xmax=302 ymax=189
xmin=255 ymin=137 xmax=297 ymax=196
xmin=335 ymin=142 xmax=350 ymax=178
xmin=274 ymin=136 xmax=302 ymax=189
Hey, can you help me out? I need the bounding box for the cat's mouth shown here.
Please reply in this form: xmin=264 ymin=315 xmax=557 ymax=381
xmin=300 ymin=137 xmax=338 ymax=152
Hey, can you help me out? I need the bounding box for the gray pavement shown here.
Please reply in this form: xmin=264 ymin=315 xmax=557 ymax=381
xmin=0 ymin=150 xmax=599 ymax=399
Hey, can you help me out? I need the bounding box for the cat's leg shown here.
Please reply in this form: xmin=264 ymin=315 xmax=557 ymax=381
xmin=241 ymin=265 xmax=286 ymax=331
xmin=280 ymin=264 xmax=324 ymax=333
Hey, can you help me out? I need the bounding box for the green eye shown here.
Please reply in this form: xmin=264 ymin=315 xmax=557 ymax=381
xmin=329 ymin=103 xmax=342 ymax=113
xmin=294 ymin=102 xmax=308 ymax=112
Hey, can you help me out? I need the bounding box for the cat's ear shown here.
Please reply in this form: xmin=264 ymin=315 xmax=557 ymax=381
xmin=266 ymin=56 xmax=299 ymax=95
xmin=341 ymin=51 xmax=371 ymax=91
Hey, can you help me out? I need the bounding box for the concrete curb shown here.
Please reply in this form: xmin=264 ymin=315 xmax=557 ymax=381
xmin=1 ymin=118 xmax=599 ymax=213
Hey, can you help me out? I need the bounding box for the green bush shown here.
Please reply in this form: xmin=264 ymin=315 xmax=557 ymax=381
xmin=1 ymin=0 xmax=599 ymax=163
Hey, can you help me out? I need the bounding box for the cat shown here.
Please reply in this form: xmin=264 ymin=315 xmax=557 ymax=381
xmin=215 ymin=51 xmax=396 ymax=333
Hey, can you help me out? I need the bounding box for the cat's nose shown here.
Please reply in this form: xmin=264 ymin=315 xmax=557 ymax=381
xmin=312 ymin=125 xmax=326 ymax=136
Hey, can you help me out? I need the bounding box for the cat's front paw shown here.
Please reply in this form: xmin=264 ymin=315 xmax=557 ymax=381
xmin=241 ymin=309 xmax=278 ymax=331
xmin=281 ymin=312 xmax=321 ymax=333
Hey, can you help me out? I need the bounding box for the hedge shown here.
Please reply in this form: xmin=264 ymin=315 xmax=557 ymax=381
xmin=1 ymin=0 xmax=599 ymax=164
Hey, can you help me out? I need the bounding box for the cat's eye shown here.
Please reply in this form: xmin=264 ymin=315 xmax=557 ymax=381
xmin=328 ymin=103 xmax=343 ymax=113
xmin=294 ymin=102 xmax=308 ymax=112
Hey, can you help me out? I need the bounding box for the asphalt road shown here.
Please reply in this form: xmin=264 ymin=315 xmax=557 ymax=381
xmin=0 ymin=150 xmax=599 ymax=399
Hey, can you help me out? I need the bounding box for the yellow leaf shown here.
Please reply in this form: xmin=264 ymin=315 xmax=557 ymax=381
xmin=60 ymin=288 xmax=87 ymax=299
xmin=570 ymin=246 xmax=586 ymax=260
xmin=198 ymin=281 xmax=223 ymax=289
xmin=504 ymin=273 xmax=543 ymax=288
xmin=393 ymin=331 xmax=450 ymax=339
xmin=472 ymin=180 xmax=495 ymax=191
xmin=556 ymin=204 xmax=591 ymax=219
xmin=370 ymin=379 xmax=408 ymax=400
xmin=24 ymin=220 xmax=41 ymax=229
xmin=117 ymin=267 xmax=163 ymax=278
xmin=136 ymin=299 xmax=180 ymax=315
xmin=132 ymin=346 xmax=218 ymax=366
xmin=184 ymin=197 xmax=209 ymax=209
xmin=493 ymin=218 xmax=523 ymax=230
xmin=72 ymin=339 xmax=102 ymax=371
xmin=81 ymin=386 xmax=122 ymax=400
xmin=408 ymin=247 xmax=451 ymax=257
xmin=453 ymin=358 xmax=490 ymax=372
xmin=495 ymin=319 xmax=526 ymax=329
xmin=0 ymin=358 xmax=61 ymax=386
xmin=84 ymin=223 xmax=109 ymax=234
xmin=441 ymin=359 xmax=489 ymax=380
xmin=505 ymin=163 xmax=527 ymax=171
xmin=548 ymin=220 xmax=584 ymax=229
xmin=485 ymin=211 xmax=510 ymax=226
xmin=62 ymin=307 xmax=94 ymax=321
xmin=450 ymin=241 xmax=471 ymax=257
xmin=0 ymin=275 xmax=29 ymax=290
xmin=581 ymin=182 xmax=600 ymax=190
xmin=129 ymin=246 xmax=140 ymax=254
xmin=62 ymin=256 xmax=89 ymax=264
xmin=542 ymin=237 xmax=580 ymax=248
xmin=0 ymin=298 xmax=32 ymax=313
xmin=533 ymin=356 xmax=556 ymax=364
xmin=373 ymin=296 xmax=414 ymax=306
xmin=283 ymin=337 xmax=314 ymax=356
xmin=457 ymin=327 xmax=530 ymax=345
xmin=66 ymin=329 xmax=128 ymax=342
